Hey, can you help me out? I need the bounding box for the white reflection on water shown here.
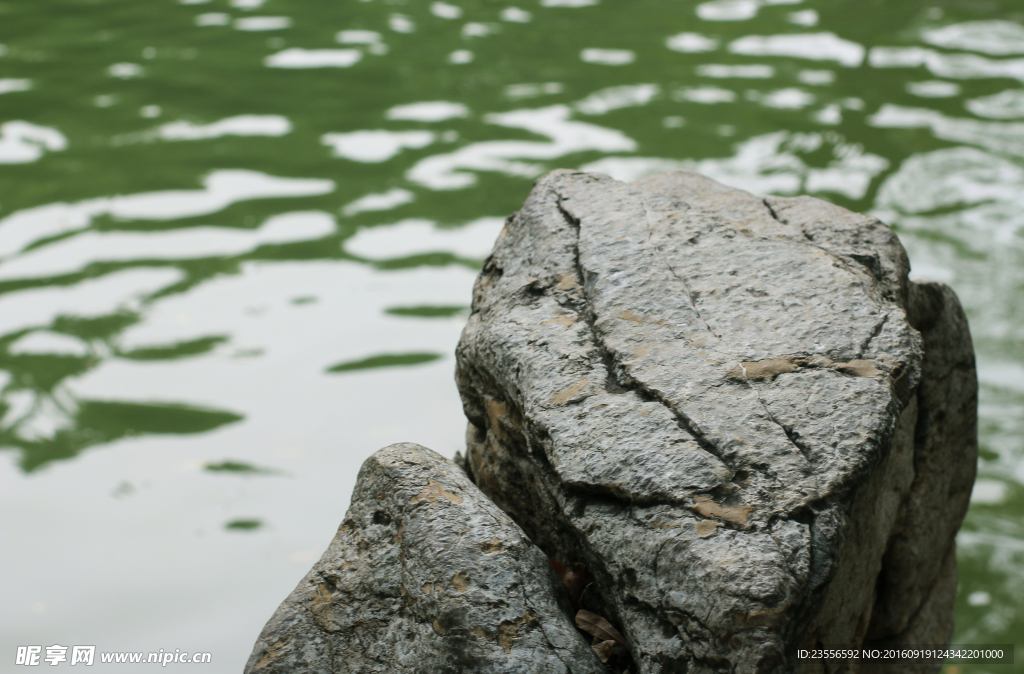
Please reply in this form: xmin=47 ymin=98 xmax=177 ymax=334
xmin=697 ymin=63 xmax=775 ymax=78
xmin=406 ymin=105 xmax=635 ymax=189
xmin=582 ymin=131 xmax=887 ymax=199
xmin=234 ymin=17 xmax=291 ymax=31
xmin=580 ymin=48 xmax=635 ymax=66
xmin=922 ymin=52 xmax=1024 ymax=82
xmin=971 ymin=480 xmax=1007 ymax=506
xmin=0 ymin=171 xmax=334 ymax=258
xmin=798 ymin=69 xmax=834 ymax=85
xmin=869 ymin=46 xmax=1024 ymax=83
xmin=0 ymin=390 xmax=35 ymax=431
xmin=430 ymin=2 xmax=462 ymax=20
xmin=906 ymin=80 xmax=961 ymax=98
xmin=575 ymin=84 xmax=659 ymax=115
xmin=541 ymin=0 xmax=599 ymax=7
xmin=80 ymin=261 xmax=476 ymax=401
xmin=342 ymin=189 xmax=416 ymax=216
xmin=321 ymin=129 xmax=435 ymax=162
xmin=803 ymin=149 xmax=888 ymax=198
xmin=583 ymin=133 xmax=798 ymax=193
xmin=1 ymin=389 xmax=78 ymax=442
xmin=0 ymin=121 xmax=67 ymax=164
xmin=869 ymin=46 xmax=940 ymax=68
xmin=264 ymin=48 xmax=361 ymax=68
xmin=195 ymin=13 xmax=229 ymax=27
xmin=697 ymin=0 xmax=802 ymax=23
xmin=869 ymin=104 xmax=1024 ymax=159
xmin=748 ymin=87 xmax=816 ymax=109
xmin=114 ymin=172 xmax=333 ymax=220
xmin=505 ymin=82 xmax=563 ymax=99
xmin=875 ymin=148 xmax=1024 ymax=270
xmin=728 ymin=32 xmax=865 ymax=67
xmin=462 ymin=23 xmax=497 ymax=39
xmin=500 ymin=7 xmax=531 ymax=23
xmin=389 ymin=14 xmax=415 ymax=33
xmin=876 ymin=147 xmax=1024 ymax=216
xmin=675 ymin=86 xmax=737 ymax=103
xmin=336 ymin=30 xmax=382 ymax=45
xmin=874 ymin=145 xmax=1024 ymax=349
xmin=8 ymin=332 xmax=91 ymax=357
xmin=108 ymin=63 xmax=144 ymax=79
xmin=0 ymin=261 xmax=478 ymax=657
xmin=0 ymin=78 xmax=32 ymax=94
xmin=344 ymin=217 xmax=504 ymax=260
xmin=921 ymin=21 xmax=1024 ymax=56
xmin=788 ymin=9 xmax=817 ymax=26
xmin=0 ymin=268 xmax=185 ymax=336
xmin=813 ymin=104 xmax=841 ymax=125
xmin=976 ymin=360 xmax=1024 ymax=395
xmin=385 ymin=101 xmax=468 ymax=122
xmin=0 ymin=259 xmax=478 ymax=465
xmin=0 ymin=212 xmax=336 ymax=282
xmin=967 ymin=90 xmax=1024 ymax=119
xmin=665 ymin=33 xmax=719 ymax=53
xmin=157 ymin=115 xmax=291 ymax=140
xmin=697 ymin=0 xmax=760 ymax=22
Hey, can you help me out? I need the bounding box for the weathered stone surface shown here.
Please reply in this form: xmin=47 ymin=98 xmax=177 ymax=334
xmin=245 ymin=443 xmax=606 ymax=673
xmin=862 ymin=280 xmax=977 ymax=673
xmin=455 ymin=170 xmax=976 ymax=673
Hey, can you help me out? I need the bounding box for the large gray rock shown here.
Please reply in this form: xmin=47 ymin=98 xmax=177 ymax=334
xmin=455 ymin=170 xmax=976 ymax=673
xmin=246 ymin=443 xmax=606 ymax=673
xmin=861 ymin=280 xmax=977 ymax=672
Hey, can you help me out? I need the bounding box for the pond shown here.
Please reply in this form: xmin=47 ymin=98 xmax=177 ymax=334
xmin=1 ymin=0 xmax=1021 ymax=670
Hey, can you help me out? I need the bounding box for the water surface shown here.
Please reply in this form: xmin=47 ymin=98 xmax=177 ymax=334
xmin=1 ymin=0 xmax=1022 ymax=670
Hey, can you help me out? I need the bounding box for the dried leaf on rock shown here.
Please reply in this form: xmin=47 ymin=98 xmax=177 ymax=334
xmin=592 ymin=639 xmax=615 ymax=663
xmin=575 ymin=609 xmax=628 ymax=648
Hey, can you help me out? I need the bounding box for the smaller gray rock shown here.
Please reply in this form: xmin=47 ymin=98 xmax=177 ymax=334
xmin=246 ymin=443 xmax=605 ymax=674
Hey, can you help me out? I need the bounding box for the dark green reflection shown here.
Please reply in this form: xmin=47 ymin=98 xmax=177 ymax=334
xmin=225 ymin=519 xmax=263 ymax=531
xmin=0 ymin=353 xmax=95 ymax=392
xmin=326 ymin=352 xmax=442 ymax=373
xmin=121 ymin=335 xmax=228 ymax=361
xmin=78 ymin=400 xmax=242 ymax=435
xmin=371 ymin=253 xmax=482 ymax=271
xmin=2 ymin=400 xmax=243 ymax=472
xmin=53 ymin=313 xmax=141 ymax=342
xmin=204 ymin=460 xmax=281 ymax=476
xmin=384 ymin=305 xmax=468 ymax=318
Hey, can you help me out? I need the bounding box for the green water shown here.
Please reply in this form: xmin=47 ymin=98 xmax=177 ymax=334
xmin=1 ymin=0 xmax=1021 ymax=670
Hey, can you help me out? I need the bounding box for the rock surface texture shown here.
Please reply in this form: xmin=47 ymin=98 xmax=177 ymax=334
xmin=246 ymin=443 xmax=606 ymax=673
xmin=454 ymin=170 xmax=977 ymax=673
